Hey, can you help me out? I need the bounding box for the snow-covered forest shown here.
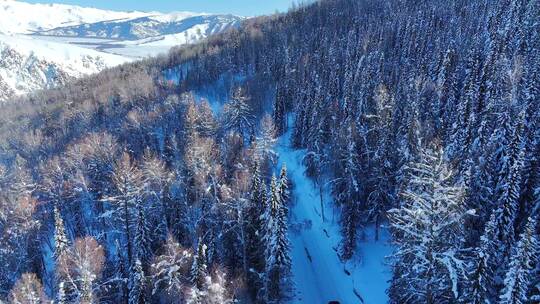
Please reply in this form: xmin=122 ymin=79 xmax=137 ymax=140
xmin=0 ymin=0 xmax=539 ymax=303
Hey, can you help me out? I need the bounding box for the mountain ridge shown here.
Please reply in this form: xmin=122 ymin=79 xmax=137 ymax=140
xmin=0 ymin=0 xmax=244 ymax=102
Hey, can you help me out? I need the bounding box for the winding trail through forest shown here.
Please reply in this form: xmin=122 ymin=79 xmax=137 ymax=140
xmin=275 ymin=127 xmax=392 ymax=304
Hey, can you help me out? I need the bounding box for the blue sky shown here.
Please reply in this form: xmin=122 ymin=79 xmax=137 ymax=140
xmin=24 ymin=0 xmax=298 ymax=16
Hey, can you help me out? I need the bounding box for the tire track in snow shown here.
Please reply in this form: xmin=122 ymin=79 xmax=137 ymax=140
xmin=275 ymin=124 xmax=392 ymax=304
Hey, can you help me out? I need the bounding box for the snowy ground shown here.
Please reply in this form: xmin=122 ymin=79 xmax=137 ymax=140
xmin=275 ymin=127 xmax=393 ymax=304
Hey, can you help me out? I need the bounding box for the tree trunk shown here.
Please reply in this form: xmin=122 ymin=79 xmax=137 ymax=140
xmin=375 ymin=215 xmax=380 ymax=241
xmin=124 ymin=200 xmax=132 ymax=266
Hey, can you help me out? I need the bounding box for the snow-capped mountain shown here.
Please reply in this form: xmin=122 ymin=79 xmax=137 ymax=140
xmin=0 ymin=34 xmax=130 ymax=102
xmin=36 ymin=13 xmax=242 ymax=41
xmin=33 ymin=12 xmax=244 ymax=58
xmin=0 ymin=0 xmax=244 ymax=102
xmin=0 ymin=0 xmax=152 ymax=34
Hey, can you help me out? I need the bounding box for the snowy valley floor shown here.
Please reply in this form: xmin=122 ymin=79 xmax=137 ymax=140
xmin=275 ymin=129 xmax=393 ymax=304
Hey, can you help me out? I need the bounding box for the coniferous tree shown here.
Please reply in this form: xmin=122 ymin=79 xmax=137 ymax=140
xmin=368 ymin=84 xmax=396 ymax=241
xmin=113 ymin=240 xmax=129 ymax=303
xmin=332 ymin=118 xmax=362 ymax=259
xmin=274 ymin=84 xmax=287 ymax=136
xmin=489 ymin=114 xmax=526 ymax=280
xmin=278 ymin=164 xmax=289 ymax=209
xmin=499 ymin=217 xmax=539 ymax=304
xmin=222 ymin=87 xmax=254 ymax=139
xmin=265 ymin=174 xmax=292 ymax=303
xmin=389 ymin=146 xmax=471 ymax=303
xmin=448 ymin=49 xmax=480 ymax=160
xmin=53 ymin=207 xmax=69 ymax=304
xmin=465 ymin=213 xmax=498 ymax=304
xmin=129 ymin=259 xmax=147 ymax=304
xmin=1 ymin=1 xmax=539 ymax=303
xmin=245 ymin=161 xmax=267 ymax=302
xmin=432 ymin=47 xmax=457 ymax=137
xmin=255 ymin=115 xmax=278 ymax=172
xmin=53 ymin=207 xmax=69 ymax=260
xmin=134 ymin=204 xmax=151 ymax=265
xmin=191 ymin=239 xmax=208 ymax=290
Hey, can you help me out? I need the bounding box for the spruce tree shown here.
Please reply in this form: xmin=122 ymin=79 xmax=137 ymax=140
xmin=128 ymin=259 xmax=146 ymax=304
xmin=53 ymin=207 xmax=69 ymax=259
xmin=369 ymin=85 xmax=395 ymax=241
xmin=114 ymin=240 xmax=129 ymax=303
xmin=245 ymin=162 xmax=267 ymax=301
xmin=191 ymin=239 xmax=208 ymax=290
xmin=332 ymin=119 xmax=362 ymax=258
xmin=273 ymin=84 xmax=287 ymax=136
xmin=134 ymin=204 xmax=151 ymax=264
xmin=465 ymin=213 xmax=497 ymax=303
xmin=490 ymin=115 xmax=526 ymax=278
xmin=499 ymin=217 xmax=539 ymax=304
xmin=278 ymin=164 xmax=290 ymax=212
xmin=222 ymin=87 xmax=254 ymax=138
xmin=53 ymin=207 xmax=69 ymax=304
xmin=265 ymin=174 xmax=292 ymax=303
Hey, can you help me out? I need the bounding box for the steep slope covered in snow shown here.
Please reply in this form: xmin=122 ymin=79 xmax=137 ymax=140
xmin=0 ymin=34 xmax=130 ymax=101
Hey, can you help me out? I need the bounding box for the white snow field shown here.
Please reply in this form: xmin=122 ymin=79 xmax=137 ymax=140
xmin=0 ymin=0 xmax=151 ymax=34
xmin=275 ymin=126 xmax=393 ymax=304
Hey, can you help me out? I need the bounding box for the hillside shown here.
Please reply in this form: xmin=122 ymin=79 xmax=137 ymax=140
xmin=0 ymin=33 xmax=130 ymax=101
xmin=0 ymin=0 xmax=243 ymax=102
xmin=0 ymin=0 xmax=538 ymax=303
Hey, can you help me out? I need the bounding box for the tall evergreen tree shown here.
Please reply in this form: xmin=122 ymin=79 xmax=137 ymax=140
xmin=245 ymin=162 xmax=268 ymax=302
xmin=278 ymin=164 xmax=289 ymax=209
xmin=128 ymin=259 xmax=147 ymax=304
xmin=134 ymin=204 xmax=151 ymax=264
xmin=222 ymin=87 xmax=254 ymax=139
xmin=489 ymin=113 xmax=526 ymax=279
xmin=389 ymin=146 xmax=471 ymax=303
xmin=368 ymin=84 xmax=396 ymax=241
xmin=332 ymin=119 xmax=363 ymax=259
xmin=465 ymin=213 xmax=498 ymax=303
xmin=53 ymin=207 xmax=69 ymax=304
xmin=499 ymin=217 xmax=539 ymax=304
xmin=265 ymin=174 xmax=292 ymax=303
xmin=191 ymin=239 xmax=209 ymax=290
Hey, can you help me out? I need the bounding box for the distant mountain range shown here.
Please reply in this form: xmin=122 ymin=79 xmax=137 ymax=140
xmin=0 ymin=0 xmax=243 ymax=102
xmin=36 ymin=13 xmax=241 ymax=41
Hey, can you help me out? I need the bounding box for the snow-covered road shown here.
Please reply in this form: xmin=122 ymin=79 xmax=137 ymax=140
xmin=275 ymin=128 xmax=392 ymax=304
